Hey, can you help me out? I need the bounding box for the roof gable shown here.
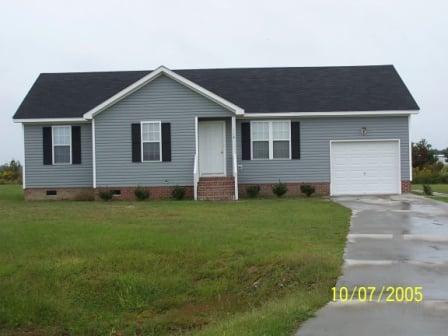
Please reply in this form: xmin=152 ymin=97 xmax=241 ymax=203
xmin=83 ymin=66 xmax=244 ymax=119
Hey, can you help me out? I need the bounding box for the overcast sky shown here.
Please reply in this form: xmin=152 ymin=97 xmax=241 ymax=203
xmin=1 ymin=0 xmax=447 ymax=163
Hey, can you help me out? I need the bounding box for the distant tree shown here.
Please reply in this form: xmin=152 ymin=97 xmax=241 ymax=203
xmin=0 ymin=160 xmax=22 ymax=183
xmin=412 ymin=139 xmax=437 ymax=168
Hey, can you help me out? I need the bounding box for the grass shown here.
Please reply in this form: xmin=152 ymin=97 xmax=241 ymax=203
xmin=0 ymin=185 xmax=350 ymax=336
xmin=411 ymin=184 xmax=448 ymax=194
xmin=412 ymin=184 xmax=448 ymax=203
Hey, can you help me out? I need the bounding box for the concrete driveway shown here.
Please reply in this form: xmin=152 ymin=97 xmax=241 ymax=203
xmin=297 ymin=194 xmax=448 ymax=336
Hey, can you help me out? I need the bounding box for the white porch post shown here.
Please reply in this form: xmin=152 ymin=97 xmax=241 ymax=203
xmin=231 ymin=116 xmax=239 ymax=200
xmin=193 ymin=116 xmax=199 ymax=200
xmin=92 ymin=118 xmax=97 ymax=189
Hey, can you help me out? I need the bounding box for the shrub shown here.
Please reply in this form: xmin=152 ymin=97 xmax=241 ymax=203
xmin=300 ymin=184 xmax=315 ymax=197
xmin=0 ymin=160 xmax=22 ymax=184
xmin=99 ymin=190 xmax=113 ymax=201
xmin=423 ymin=184 xmax=433 ymax=196
xmin=272 ymin=181 xmax=288 ymax=197
xmin=171 ymin=186 xmax=186 ymax=200
xmin=134 ymin=186 xmax=149 ymax=201
xmin=413 ymin=163 xmax=448 ymax=184
xmin=246 ymin=185 xmax=260 ymax=198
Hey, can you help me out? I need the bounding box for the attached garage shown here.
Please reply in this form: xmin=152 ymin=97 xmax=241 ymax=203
xmin=330 ymin=140 xmax=401 ymax=196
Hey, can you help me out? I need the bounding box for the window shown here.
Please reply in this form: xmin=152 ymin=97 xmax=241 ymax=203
xmin=141 ymin=121 xmax=161 ymax=161
xmin=272 ymin=121 xmax=290 ymax=159
xmin=52 ymin=126 xmax=71 ymax=164
xmin=252 ymin=121 xmax=270 ymax=159
xmin=251 ymin=121 xmax=291 ymax=160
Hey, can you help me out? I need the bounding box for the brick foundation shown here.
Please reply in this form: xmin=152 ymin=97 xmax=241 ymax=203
xmin=238 ymin=182 xmax=330 ymax=198
xmin=25 ymin=180 xmax=409 ymax=200
xmin=95 ymin=186 xmax=193 ymax=201
xmin=401 ymin=180 xmax=411 ymax=193
xmin=24 ymin=187 xmax=95 ymax=201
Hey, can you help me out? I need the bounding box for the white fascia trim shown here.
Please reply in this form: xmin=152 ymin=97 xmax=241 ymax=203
xmin=83 ymin=66 xmax=244 ymax=119
xmin=240 ymin=110 xmax=419 ymax=118
xmin=408 ymin=115 xmax=412 ymax=181
xmin=13 ymin=118 xmax=88 ymax=123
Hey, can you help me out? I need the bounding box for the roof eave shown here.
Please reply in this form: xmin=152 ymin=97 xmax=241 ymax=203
xmin=13 ymin=117 xmax=89 ymax=123
xmin=240 ymin=110 xmax=420 ymax=118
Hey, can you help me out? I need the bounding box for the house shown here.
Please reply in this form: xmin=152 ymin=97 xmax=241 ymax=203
xmin=437 ymin=154 xmax=447 ymax=165
xmin=13 ymin=65 xmax=419 ymax=200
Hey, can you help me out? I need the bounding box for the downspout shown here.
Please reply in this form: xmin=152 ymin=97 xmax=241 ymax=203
xmin=22 ymin=124 xmax=26 ymax=189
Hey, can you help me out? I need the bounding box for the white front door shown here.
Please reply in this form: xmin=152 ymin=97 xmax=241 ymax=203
xmin=330 ymin=140 xmax=401 ymax=196
xmin=199 ymin=120 xmax=226 ymax=176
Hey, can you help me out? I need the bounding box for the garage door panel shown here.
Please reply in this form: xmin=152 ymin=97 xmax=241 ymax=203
xmin=331 ymin=141 xmax=400 ymax=196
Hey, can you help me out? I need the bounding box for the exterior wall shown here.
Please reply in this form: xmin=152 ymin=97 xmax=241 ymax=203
xmin=23 ymin=123 xmax=93 ymax=187
xmin=236 ymin=116 xmax=410 ymax=184
xmin=94 ymin=74 xmax=234 ymax=187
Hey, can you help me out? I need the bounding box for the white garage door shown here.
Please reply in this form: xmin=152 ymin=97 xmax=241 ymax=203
xmin=330 ymin=140 xmax=400 ymax=196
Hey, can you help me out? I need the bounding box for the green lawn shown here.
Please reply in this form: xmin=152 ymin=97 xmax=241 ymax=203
xmin=0 ymin=185 xmax=350 ymax=336
xmin=412 ymin=184 xmax=448 ymax=194
xmin=412 ymin=184 xmax=448 ymax=203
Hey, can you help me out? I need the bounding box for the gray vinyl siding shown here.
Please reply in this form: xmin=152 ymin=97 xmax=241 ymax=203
xmin=95 ymin=74 xmax=234 ymax=187
xmin=237 ymin=116 xmax=410 ymax=183
xmin=24 ymin=124 xmax=93 ymax=187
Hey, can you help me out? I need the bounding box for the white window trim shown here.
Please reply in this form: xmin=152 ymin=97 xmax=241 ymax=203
xmin=141 ymin=121 xmax=162 ymax=162
xmin=52 ymin=125 xmax=72 ymax=165
xmin=250 ymin=120 xmax=291 ymax=160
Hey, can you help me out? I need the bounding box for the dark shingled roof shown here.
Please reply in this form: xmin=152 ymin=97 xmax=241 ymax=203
xmin=13 ymin=65 xmax=419 ymax=119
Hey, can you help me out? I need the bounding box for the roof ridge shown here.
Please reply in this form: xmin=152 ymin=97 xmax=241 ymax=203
xmin=38 ymin=64 xmax=395 ymax=75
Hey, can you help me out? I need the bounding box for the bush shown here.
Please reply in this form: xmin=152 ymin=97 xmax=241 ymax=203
xmin=272 ymin=181 xmax=288 ymax=197
xmin=99 ymin=190 xmax=113 ymax=201
xmin=171 ymin=186 xmax=186 ymax=200
xmin=423 ymin=184 xmax=433 ymax=196
xmin=300 ymin=184 xmax=315 ymax=197
xmin=246 ymin=185 xmax=260 ymax=198
xmin=134 ymin=186 xmax=149 ymax=201
xmin=0 ymin=159 xmax=22 ymax=184
xmin=413 ymin=163 xmax=448 ymax=184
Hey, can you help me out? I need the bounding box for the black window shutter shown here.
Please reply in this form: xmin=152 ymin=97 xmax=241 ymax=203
xmin=131 ymin=123 xmax=141 ymax=162
xmin=161 ymin=123 xmax=171 ymax=162
xmin=291 ymin=122 xmax=301 ymax=159
xmin=241 ymin=122 xmax=251 ymax=160
xmin=43 ymin=127 xmax=52 ymax=165
xmin=72 ymin=126 xmax=81 ymax=164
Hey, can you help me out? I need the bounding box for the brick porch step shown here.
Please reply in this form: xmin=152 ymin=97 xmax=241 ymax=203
xmin=197 ymin=176 xmax=235 ymax=201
